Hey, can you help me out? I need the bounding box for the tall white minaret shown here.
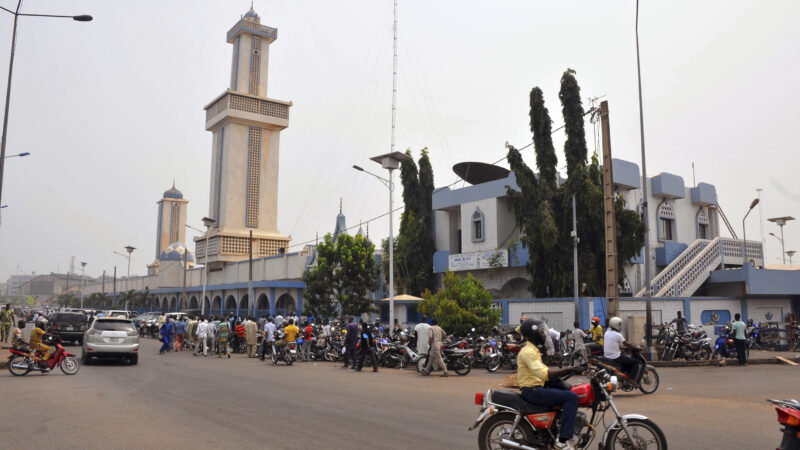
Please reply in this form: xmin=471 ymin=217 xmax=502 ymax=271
xmin=155 ymin=183 xmax=188 ymax=259
xmin=199 ymin=6 xmax=292 ymax=269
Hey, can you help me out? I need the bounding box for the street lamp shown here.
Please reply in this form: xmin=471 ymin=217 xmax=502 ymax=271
xmin=188 ymin=217 xmax=216 ymax=315
xmin=786 ymin=250 xmax=796 ymax=265
xmin=768 ymin=216 xmax=795 ymax=265
xmin=0 ymin=2 xmax=92 ymax=221
xmin=80 ymin=262 xmax=87 ymax=308
xmin=354 ymin=151 xmax=411 ymax=326
xmin=741 ymin=198 xmax=760 ymax=266
xmin=3 ymin=152 xmax=28 ymax=158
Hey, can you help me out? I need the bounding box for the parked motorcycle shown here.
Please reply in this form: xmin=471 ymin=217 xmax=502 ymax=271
xmin=470 ymin=364 xmax=667 ymax=449
xmin=590 ymin=348 xmax=659 ymax=394
xmin=712 ymin=327 xmax=749 ymax=361
xmin=767 ymin=398 xmax=800 ymax=450
xmin=486 ymin=334 xmax=520 ymax=373
xmin=8 ymin=336 xmax=80 ymax=376
xmin=418 ymin=344 xmax=472 ymax=376
xmin=271 ymin=339 xmax=297 ymax=365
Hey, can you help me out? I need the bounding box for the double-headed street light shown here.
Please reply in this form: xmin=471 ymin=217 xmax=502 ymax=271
xmin=741 ymin=198 xmax=760 ymax=265
xmin=188 ymin=217 xmax=216 ymax=315
xmin=786 ymin=250 xmax=796 ymax=265
xmin=80 ymin=262 xmax=87 ymax=308
xmin=0 ymin=2 xmax=92 ymax=219
xmin=353 ymin=151 xmax=411 ymax=327
xmin=768 ymin=216 xmax=795 ymax=265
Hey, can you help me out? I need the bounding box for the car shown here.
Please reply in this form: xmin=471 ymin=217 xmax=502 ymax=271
xmin=48 ymin=312 xmax=88 ymax=344
xmin=82 ymin=317 xmax=140 ymax=365
xmin=102 ymin=310 xmax=133 ymax=319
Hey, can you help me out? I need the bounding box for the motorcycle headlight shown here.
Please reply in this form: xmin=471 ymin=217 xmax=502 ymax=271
xmin=607 ymin=376 xmax=618 ymax=392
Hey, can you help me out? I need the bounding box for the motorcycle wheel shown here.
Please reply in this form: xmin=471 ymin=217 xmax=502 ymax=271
xmin=702 ymin=348 xmax=712 ymax=360
xmin=477 ymin=411 xmax=535 ymax=450
xmin=485 ymin=355 xmax=501 ymax=373
xmin=399 ymin=354 xmax=408 ymax=369
xmin=271 ymin=352 xmax=278 ymax=365
xmin=8 ymin=355 xmax=31 ymax=376
xmin=286 ymin=354 xmax=293 ymax=366
xmin=60 ymin=356 xmax=80 ymax=375
xmin=324 ymin=347 xmax=338 ymax=362
xmin=603 ymin=417 xmax=667 ymax=450
xmin=454 ymin=357 xmax=472 ymax=376
xmin=417 ymin=356 xmax=429 ymax=374
xmin=638 ymin=365 xmax=660 ymax=394
xmin=382 ymin=350 xmax=398 ymax=369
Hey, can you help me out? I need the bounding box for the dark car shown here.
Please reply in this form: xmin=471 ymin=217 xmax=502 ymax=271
xmin=49 ymin=312 xmax=88 ymax=344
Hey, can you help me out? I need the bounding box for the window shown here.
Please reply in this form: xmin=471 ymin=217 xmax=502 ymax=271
xmin=406 ymin=304 xmax=419 ymax=323
xmin=246 ymin=127 xmax=262 ymax=227
xmin=169 ymin=203 xmax=180 ymax=244
xmin=657 ymin=201 xmax=676 ymax=241
xmin=212 ymin=129 xmax=224 ymax=222
xmin=697 ymin=208 xmax=710 ymax=239
xmin=698 ymin=224 xmax=708 ymax=239
xmin=471 ymin=208 xmax=485 ymax=242
xmin=249 ymin=36 xmax=261 ymax=95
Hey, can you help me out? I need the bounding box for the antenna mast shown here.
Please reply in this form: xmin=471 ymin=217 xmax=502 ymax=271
xmin=391 ymin=0 xmax=397 ymax=153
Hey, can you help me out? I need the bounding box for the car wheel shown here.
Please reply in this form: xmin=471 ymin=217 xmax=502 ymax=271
xmin=129 ymin=354 xmax=138 ymax=365
xmin=82 ymin=352 xmax=92 ymax=365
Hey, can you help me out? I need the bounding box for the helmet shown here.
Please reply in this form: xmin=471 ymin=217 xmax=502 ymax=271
xmin=518 ymin=318 xmax=548 ymax=345
xmin=608 ymin=316 xmax=623 ymax=331
xmin=591 ymin=316 xmax=600 ymax=326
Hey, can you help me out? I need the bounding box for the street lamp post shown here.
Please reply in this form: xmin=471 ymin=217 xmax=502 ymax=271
xmin=354 ymin=151 xmax=411 ymax=326
xmin=0 ymin=2 xmax=92 ymax=215
xmin=741 ymin=198 xmax=760 ymax=265
xmin=786 ymin=250 xmax=796 ymax=265
xmin=3 ymin=152 xmax=28 ymax=158
xmin=188 ymin=218 xmax=216 ymax=315
xmin=768 ymin=216 xmax=795 ymax=265
xmin=80 ymin=261 xmax=86 ymax=309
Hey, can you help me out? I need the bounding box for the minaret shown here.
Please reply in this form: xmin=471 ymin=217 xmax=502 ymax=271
xmin=155 ymin=183 xmax=188 ymax=259
xmin=198 ymin=6 xmax=292 ymax=269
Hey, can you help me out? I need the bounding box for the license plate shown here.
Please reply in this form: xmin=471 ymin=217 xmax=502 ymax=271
xmin=290 ymin=349 xmax=296 ymax=354
xmin=65 ymin=326 xmax=73 ymax=331
xmin=104 ymin=338 xmax=122 ymax=344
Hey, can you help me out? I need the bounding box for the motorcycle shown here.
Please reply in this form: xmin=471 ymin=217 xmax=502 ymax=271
xmin=8 ymin=336 xmax=80 ymax=376
xmin=324 ymin=335 xmax=344 ymax=362
xmin=470 ymin=364 xmax=668 ymax=450
xmin=590 ymin=348 xmax=659 ymax=394
xmin=270 ymin=337 xmax=297 ymax=366
xmin=418 ymin=344 xmax=473 ymax=376
xmin=486 ymin=334 xmax=521 ymax=373
xmin=712 ymin=327 xmax=749 ymax=361
xmin=767 ymin=398 xmax=800 ymax=450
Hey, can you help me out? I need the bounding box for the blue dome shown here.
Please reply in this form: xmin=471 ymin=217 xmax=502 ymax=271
xmin=163 ymin=184 xmax=183 ymax=199
xmin=243 ymin=6 xmax=260 ymax=21
xmin=159 ymin=242 xmax=195 ymax=263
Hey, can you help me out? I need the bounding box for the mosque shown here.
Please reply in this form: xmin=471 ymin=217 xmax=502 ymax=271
xmin=85 ymin=7 xmax=316 ymax=318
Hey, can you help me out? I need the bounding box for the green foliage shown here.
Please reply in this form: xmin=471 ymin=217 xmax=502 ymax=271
xmin=419 ymin=271 xmax=501 ymax=336
xmin=387 ymin=148 xmax=436 ymax=297
xmin=506 ymin=69 xmax=645 ymax=297
xmin=303 ymin=232 xmax=380 ymax=319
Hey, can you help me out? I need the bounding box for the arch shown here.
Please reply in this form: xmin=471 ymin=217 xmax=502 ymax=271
xmin=239 ymin=294 xmax=249 ymax=315
xmin=203 ymin=296 xmax=211 ymax=313
xmin=696 ymin=207 xmax=710 ymax=239
xmin=189 ymin=296 xmax=199 ymax=310
xmin=256 ymin=293 xmax=269 ymax=312
xmin=170 ymin=296 xmax=178 ymax=312
xmin=471 ymin=207 xmax=485 ymax=242
xmin=225 ymin=295 xmax=237 ymax=316
xmin=275 ymin=293 xmax=296 ymax=316
xmin=657 ymin=200 xmax=677 ymax=242
xmin=500 ymin=277 xmax=529 ymax=299
xmin=159 ymin=297 xmax=167 ymax=312
xmin=212 ymin=295 xmax=222 ymax=312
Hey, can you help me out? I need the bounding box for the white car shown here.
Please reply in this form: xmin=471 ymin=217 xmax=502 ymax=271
xmin=82 ymin=317 xmax=140 ymax=365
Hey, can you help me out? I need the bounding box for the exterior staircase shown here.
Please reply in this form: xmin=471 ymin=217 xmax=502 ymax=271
xmin=635 ymin=237 xmax=764 ymax=297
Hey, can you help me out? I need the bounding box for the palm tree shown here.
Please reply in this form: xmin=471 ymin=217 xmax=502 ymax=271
xmin=120 ymin=289 xmax=136 ymax=312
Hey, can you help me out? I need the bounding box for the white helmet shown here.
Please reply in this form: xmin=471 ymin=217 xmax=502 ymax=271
xmin=608 ymin=316 xmax=622 ymax=331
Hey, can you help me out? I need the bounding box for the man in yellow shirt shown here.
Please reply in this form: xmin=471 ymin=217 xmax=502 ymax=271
xmin=283 ymin=319 xmax=299 ymax=343
xmin=588 ymin=316 xmax=604 ymax=346
xmin=517 ymin=318 xmax=581 ymax=450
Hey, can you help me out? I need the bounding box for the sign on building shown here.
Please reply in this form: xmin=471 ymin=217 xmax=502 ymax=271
xmin=448 ymin=249 xmax=508 ymax=272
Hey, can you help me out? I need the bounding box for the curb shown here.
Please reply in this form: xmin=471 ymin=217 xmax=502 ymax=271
xmin=650 ymin=357 xmax=800 ymax=368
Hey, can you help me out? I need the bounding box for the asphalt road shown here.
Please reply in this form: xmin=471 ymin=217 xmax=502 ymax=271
xmin=1 ymin=336 xmax=797 ymax=449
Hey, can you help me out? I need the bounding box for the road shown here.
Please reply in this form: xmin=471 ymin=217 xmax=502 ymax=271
xmin=1 ymin=336 xmax=797 ymax=449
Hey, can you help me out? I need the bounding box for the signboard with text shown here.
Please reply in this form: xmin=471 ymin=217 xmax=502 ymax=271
xmin=448 ymin=249 xmax=508 ymax=272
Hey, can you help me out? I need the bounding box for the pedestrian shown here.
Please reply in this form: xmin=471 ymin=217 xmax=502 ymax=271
xmin=0 ymin=303 xmax=16 ymax=343
xmin=731 ymin=313 xmax=747 ymax=366
xmin=393 ymin=318 xmax=402 ymax=337
xmin=357 ymin=321 xmax=378 ymax=372
xmin=194 ymin=316 xmax=209 ymax=356
xmin=301 ymin=320 xmax=313 ymax=361
xmin=262 ymin=316 xmax=277 ymax=359
xmin=217 ymin=318 xmax=231 ymax=358
xmin=159 ymin=318 xmax=173 ymax=354
xmin=571 ymin=321 xmax=588 ymax=365
xmin=208 ymin=315 xmax=218 ymax=354
xmin=258 ymin=315 xmax=266 ymax=331
xmin=423 ymin=318 xmax=448 ymax=376
xmin=414 ymin=315 xmax=431 ymax=356
xmin=274 ymin=314 xmax=284 ymax=328
xmin=245 ymin=316 xmax=258 ymax=358
xmin=670 ymin=311 xmax=688 ymax=334
xmin=343 ymin=316 xmax=359 ymax=369
xmin=186 ymin=316 xmax=197 ymax=349
xmin=175 ymin=317 xmax=187 ymax=351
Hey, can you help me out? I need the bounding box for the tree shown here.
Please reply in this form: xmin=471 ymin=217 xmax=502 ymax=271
xmin=506 ymin=69 xmax=644 ymax=297
xmin=303 ymin=232 xmax=380 ymax=319
xmin=120 ymin=290 xmax=136 ymax=311
xmin=419 ymin=271 xmax=501 ymax=336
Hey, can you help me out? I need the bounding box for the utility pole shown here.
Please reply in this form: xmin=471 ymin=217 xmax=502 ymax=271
xmin=182 ymin=250 xmax=188 ymax=312
xmin=600 ymin=101 xmax=619 ymax=316
xmin=113 ymin=266 xmax=117 ymax=307
xmin=572 ymin=194 xmax=579 ymax=325
xmin=101 ymin=270 xmax=105 ymax=299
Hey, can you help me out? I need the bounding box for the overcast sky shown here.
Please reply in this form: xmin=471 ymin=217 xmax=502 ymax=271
xmin=1 ymin=0 xmax=799 ymax=280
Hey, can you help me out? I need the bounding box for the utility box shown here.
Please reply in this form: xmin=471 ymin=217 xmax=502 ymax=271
xmin=627 ymin=315 xmax=646 ymax=346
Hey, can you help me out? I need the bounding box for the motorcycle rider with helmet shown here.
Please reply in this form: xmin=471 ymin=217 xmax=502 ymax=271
xmin=30 ymin=319 xmax=55 ymax=369
xmin=517 ymin=318 xmax=582 ymax=450
xmin=588 ymin=316 xmax=604 ymax=345
xmin=603 ymin=316 xmax=642 ymax=378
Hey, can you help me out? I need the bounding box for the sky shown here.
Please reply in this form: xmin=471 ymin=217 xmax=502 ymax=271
xmin=1 ymin=0 xmax=799 ymax=281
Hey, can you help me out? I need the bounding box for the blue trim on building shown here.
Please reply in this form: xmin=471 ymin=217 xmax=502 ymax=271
xmin=269 ymin=287 xmax=276 ymax=316
xmin=690 ymin=182 xmax=717 ymax=206
xmin=578 ymin=298 xmax=590 ymax=329
xmin=656 ymin=241 xmax=688 ymax=266
xmin=651 ymin=173 xmax=686 ymax=198
xmin=433 ymin=173 xmax=519 ymax=211
xmin=500 ymin=300 xmax=509 ymax=325
xmin=683 ymin=298 xmax=691 ymax=324
xmin=593 ymin=297 xmax=607 ymax=323
xmin=709 ymin=264 xmax=800 ymax=295
xmin=140 ymin=280 xmax=304 ymax=296
xmin=740 ymin=298 xmax=748 ymax=323
xmin=296 ymin=288 xmax=303 ymax=317
xmin=611 ymin=158 xmax=641 ymax=189
xmin=433 ymin=250 xmax=450 ymax=273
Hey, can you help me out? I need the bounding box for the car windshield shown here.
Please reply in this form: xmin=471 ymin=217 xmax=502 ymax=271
xmin=94 ymin=320 xmax=135 ymax=331
xmin=55 ymin=314 xmax=85 ymax=324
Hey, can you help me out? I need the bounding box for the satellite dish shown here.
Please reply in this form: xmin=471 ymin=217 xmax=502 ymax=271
xmin=452 ymin=162 xmax=510 ymax=185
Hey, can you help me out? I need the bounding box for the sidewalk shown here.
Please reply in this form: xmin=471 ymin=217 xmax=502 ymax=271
xmin=649 ymin=348 xmax=800 ymax=367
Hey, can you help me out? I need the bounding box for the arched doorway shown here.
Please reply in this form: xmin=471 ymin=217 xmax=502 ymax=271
xmin=256 ymin=294 xmax=269 ymax=316
xmin=275 ymin=293 xmax=296 ymax=317
xmin=170 ymin=296 xmax=178 ymax=312
xmin=500 ymin=278 xmax=529 ymax=299
xmin=240 ymin=294 xmax=249 ymax=316
xmin=203 ymin=296 xmax=211 ymax=313
xmin=189 ymin=296 xmax=198 ymax=310
xmin=224 ymin=295 xmax=237 ymax=316
xmin=160 ymin=297 xmax=167 ymax=312
xmin=212 ymin=295 xmax=222 ymax=313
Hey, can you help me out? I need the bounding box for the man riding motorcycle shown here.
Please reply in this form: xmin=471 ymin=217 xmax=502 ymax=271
xmin=603 ymin=316 xmax=642 ymax=377
xmin=517 ymin=318 xmax=581 ymax=450
xmin=30 ymin=320 xmax=55 ymax=369
xmin=588 ymin=316 xmax=604 ymax=345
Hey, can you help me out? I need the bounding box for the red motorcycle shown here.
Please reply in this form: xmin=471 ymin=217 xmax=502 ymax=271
xmin=7 ymin=335 xmax=80 ymax=376
xmin=768 ymin=398 xmax=800 ymax=449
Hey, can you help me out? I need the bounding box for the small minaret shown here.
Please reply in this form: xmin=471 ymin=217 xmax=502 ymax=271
xmin=155 ymin=183 xmax=188 ymax=259
xmin=200 ymin=6 xmax=292 ymax=268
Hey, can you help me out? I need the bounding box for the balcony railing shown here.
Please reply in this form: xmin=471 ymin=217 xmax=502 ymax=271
xmin=227 ymin=19 xmax=277 ymax=43
xmin=205 ymin=92 xmax=289 ymax=122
